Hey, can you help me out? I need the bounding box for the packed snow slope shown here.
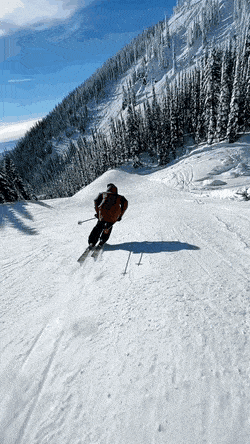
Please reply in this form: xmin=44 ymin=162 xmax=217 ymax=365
xmin=1 ymin=136 xmax=250 ymax=444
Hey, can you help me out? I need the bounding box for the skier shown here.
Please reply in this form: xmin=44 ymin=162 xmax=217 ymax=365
xmin=88 ymin=183 xmax=128 ymax=249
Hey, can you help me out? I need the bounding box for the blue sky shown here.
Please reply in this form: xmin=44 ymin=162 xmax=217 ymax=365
xmin=0 ymin=0 xmax=176 ymax=143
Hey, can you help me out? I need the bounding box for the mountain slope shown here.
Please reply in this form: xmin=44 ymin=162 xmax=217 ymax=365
xmin=85 ymin=0 xmax=237 ymax=136
xmin=1 ymin=137 xmax=250 ymax=443
xmin=7 ymin=0 xmax=250 ymax=201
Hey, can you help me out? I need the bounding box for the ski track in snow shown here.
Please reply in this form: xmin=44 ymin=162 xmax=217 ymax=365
xmin=1 ymin=141 xmax=250 ymax=443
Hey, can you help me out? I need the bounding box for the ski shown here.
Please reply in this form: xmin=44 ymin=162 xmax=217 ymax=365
xmin=77 ymin=247 xmax=92 ymax=263
xmin=91 ymin=244 xmax=104 ymax=259
xmin=77 ymin=243 xmax=105 ymax=263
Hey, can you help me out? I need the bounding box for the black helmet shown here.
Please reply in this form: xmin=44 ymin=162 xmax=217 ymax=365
xmin=107 ymin=183 xmax=118 ymax=193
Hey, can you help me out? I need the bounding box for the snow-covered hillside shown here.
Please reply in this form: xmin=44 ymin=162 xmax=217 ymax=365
xmin=1 ymin=136 xmax=250 ymax=443
xmin=90 ymin=0 xmax=241 ymax=137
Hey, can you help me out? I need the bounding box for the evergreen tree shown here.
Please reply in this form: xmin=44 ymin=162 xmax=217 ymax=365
xmin=226 ymin=53 xmax=241 ymax=142
xmin=0 ymin=168 xmax=17 ymax=203
xmin=122 ymin=86 xmax=129 ymax=110
xmin=126 ymin=104 xmax=141 ymax=159
xmin=113 ymin=115 xmax=129 ymax=163
xmin=242 ymin=56 xmax=250 ymax=132
xmin=190 ymin=68 xmax=201 ymax=141
xmin=170 ymin=83 xmax=179 ymax=157
xmin=164 ymin=15 xmax=171 ymax=48
xmin=4 ymin=155 xmax=31 ymax=201
xmin=204 ymin=45 xmax=222 ymax=144
xmin=216 ymin=48 xmax=232 ymax=141
xmin=159 ymin=94 xmax=171 ymax=165
xmin=151 ymin=85 xmax=162 ymax=161
xmin=109 ymin=118 xmax=120 ymax=167
xmin=176 ymin=72 xmax=187 ymax=145
xmin=172 ymin=38 xmax=177 ymax=73
xmin=116 ymin=117 xmax=128 ymax=164
xmin=143 ymin=100 xmax=155 ymax=156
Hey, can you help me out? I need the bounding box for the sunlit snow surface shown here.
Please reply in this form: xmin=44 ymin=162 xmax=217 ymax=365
xmin=1 ymin=135 xmax=250 ymax=443
xmin=150 ymin=134 xmax=250 ymax=200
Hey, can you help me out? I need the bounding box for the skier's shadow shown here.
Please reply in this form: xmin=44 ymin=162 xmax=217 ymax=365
xmin=106 ymin=241 xmax=200 ymax=253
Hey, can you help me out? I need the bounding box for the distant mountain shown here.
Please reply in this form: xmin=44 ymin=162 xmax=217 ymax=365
xmin=0 ymin=140 xmax=17 ymax=155
xmin=1 ymin=0 xmax=250 ymax=201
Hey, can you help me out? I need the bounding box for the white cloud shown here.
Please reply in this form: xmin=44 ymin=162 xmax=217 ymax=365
xmin=1 ymin=0 xmax=25 ymax=15
xmin=0 ymin=0 xmax=83 ymax=30
xmin=0 ymin=118 xmax=42 ymax=142
xmin=8 ymin=78 xmax=32 ymax=83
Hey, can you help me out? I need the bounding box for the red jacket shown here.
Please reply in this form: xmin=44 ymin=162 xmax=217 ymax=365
xmin=94 ymin=185 xmax=128 ymax=224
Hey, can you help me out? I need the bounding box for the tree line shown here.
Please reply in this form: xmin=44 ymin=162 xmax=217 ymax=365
xmin=0 ymin=155 xmax=33 ymax=203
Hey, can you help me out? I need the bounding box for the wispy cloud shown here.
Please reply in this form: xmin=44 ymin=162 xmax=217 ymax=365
xmin=0 ymin=0 xmax=91 ymax=34
xmin=8 ymin=78 xmax=32 ymax=83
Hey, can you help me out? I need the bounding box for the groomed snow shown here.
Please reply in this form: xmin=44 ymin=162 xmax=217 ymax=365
xmin=1 ymin=136 xmax=250 ymax=443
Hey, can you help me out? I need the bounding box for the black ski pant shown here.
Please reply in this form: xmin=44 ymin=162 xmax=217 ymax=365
xmin=88 ymin=220 xmax=113 ymax=246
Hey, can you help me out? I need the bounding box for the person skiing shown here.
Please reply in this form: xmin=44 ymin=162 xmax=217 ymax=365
xmin=88 ymin=183 xmax=128 ymax=249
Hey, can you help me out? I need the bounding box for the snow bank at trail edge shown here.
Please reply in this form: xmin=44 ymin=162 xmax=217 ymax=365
xmin=149 ymin=134 xmax=250 ymax=199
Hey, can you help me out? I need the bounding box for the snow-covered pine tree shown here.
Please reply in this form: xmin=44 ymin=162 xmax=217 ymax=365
xmin=96 ymin=131 xmax=110 ymax=173
xmin=112 ymin=115 xmax=130 ymax=164
xmin=75 ymin=139 xmax=87 ymax=184
xmin=73 ymin=144 xmax=86 ymax=189
xmin=216 ymin=46 xmax=232 ymax=141
xmin=122 ymin=86 xmax=129 ymax=110
xmin=242 ymin=56 xmax=250 ymax=132
xmin=177 ymin=71 xmax=188 ymax=146
xmin=76 ymin=136 xmax=94 ymax=185
xmin=116 ymin=116 xmax=129 ymax=164
xmin=80 ymin=136 xmax=97 ymax=185
xmin=196 ymin=67 xmax=206 ymax=143
xmin=125 ymin=104 xmax=141 ymax=160
xmin=190 ymin=68 xmax=201 ymax=141
xmin=0 ymin=168 xmax=17 ymax=203
xmin=204 ymin=44 xmax=222 ymax=144
xmin=200 ymin=6 xmax=208 ymax=48
xmin=110 ymin=112 xmax=137 ymax=166
xmin=151 ymin=85 xmax=162 ymax=161
xmin=108 ymin=118 xmax=119 ymax=168
xmin=172 ymin=38 xmax=177 ymax=73
xmin=226 ymin=51 xmax=241 ymax=142
xmin=164 ymin=14 xmax=171 ymax=48
xmin=159 ymin=93 xmax=171 ymax=165
xmin=4 ymin=155 xmax=30 ymax=201
xmin=170 ymin=82 xmax=179 ymax=157
xmin=89 ymin=130 xmax=103 ymax=177
xmin=187 ymin=18 xmax=202 ymax=48
xmin=143 ymin=99 xmax=155 ymax=157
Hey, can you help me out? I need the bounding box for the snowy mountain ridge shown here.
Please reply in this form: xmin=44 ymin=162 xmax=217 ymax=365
xmin=88 ymin=0 xmax=242 ymax=137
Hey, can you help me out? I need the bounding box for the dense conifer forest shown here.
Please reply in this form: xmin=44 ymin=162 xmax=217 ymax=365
xmin=0 ymin=0 xmax=250 ymax=202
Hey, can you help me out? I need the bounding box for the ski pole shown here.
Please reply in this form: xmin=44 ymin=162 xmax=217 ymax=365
xmin=122 ymin=251 xmax=132 ymax=275
xmin=78 ymin=217 xmax=96 ymax=225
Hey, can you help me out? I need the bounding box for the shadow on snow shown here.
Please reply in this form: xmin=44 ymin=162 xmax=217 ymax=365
xmin=106 ymin=241 xmax=200 ymax=253
xmin=0 ymin=202 xmax=38 ymax=235
xmin=31 ymin=200 xmax=54 ymax=209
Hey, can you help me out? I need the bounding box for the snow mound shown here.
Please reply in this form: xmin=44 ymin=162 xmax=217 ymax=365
xmin=149 ymin=134 xmax=250 ymax=200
